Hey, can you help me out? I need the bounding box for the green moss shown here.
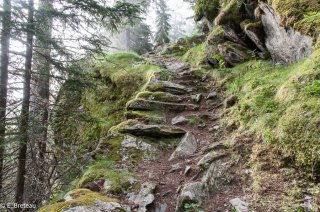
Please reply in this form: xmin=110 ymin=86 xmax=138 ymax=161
xmin=269 ymin=0 xmax=320 ymax=39
xmin=77 ymin=159 xmax=133 ymax=194
xmin=39 ymin=189 xmax=118 ymax=212
xmin=217 ymin=49 xmax=320 ymax=175
xmin=125 ymin=110 xmax=165 ymax=124
xmin=136 ymin=91 xmax=180 ymax=102
xmin=214 ymin=0 xmax=244 ymax=26
xmin=163 ymin=35 xmax=206 ymax=57
xmin=194 ymin=0 xmax=220 ymax=22
xmin=182 ymin=43 xmax=208 ymax=68
xmin=108 ymin=120 xmax=139 ymax=135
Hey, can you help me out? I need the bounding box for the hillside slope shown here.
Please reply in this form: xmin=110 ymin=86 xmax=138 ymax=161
xmin=41 ymin=0 xmax=320 ymax=211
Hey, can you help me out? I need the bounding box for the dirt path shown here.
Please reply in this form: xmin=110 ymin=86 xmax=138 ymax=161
xmin=133 ymin=57 xmax=226 ymax=211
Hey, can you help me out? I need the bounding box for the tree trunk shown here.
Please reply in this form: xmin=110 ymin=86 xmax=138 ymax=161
xmin=0 ymin=0 xmax=12 ymax=198
xmin=15 ymin=0 xmax=34 ymax=207
xmin=27 ymin=0 xmax=53 ymax=204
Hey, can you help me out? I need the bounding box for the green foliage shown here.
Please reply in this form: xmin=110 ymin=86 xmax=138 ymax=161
xmin=269 ymin=0 xmax=320 ymax=39
xmin=77 ymin=158 xmax=133 ymax=194
xmin=218 ymin=49 xmax=320 ymax=175
xmin=126 ymin=23 xmax=153 ymax=55
xmin=154 ymin=0 xmax=171 ymax=45
xmin=184 ymin=202 xmax=204 ymax=212
xmin=305 ymin=80 xmax=320 ymax=96
xmin=182 ymin=43 xmax=207 ymax=67
xmin=194 ymin=0 xmax=220 ymax=22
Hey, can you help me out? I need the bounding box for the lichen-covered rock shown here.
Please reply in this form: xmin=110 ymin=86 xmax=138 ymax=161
xmin=125 ymin=111 xmax=165 ymax=124
xmin=147 ymin=79 xmax=191 ymax=95
xmin=120 ymin=123 xmax=186 ymax=138
xmin=260 ymin=3 xmax=313 ymax=64
xmin=171 ymin=116 xmax=188 ymax=125
xmin=218 ymin=41 xmax=251 ymax=66
xmin=169 ymin=132 xmax=197 ymax=161
xmin=229 ymin=198 xmax=249 ymax=212
xmin=127 ymin=99 xmax=199 ymax=112
xmin=241 ymin=20 xmax=267 ymax=52
xmin=62 ymin=200 xmax=127 ymax=212
xmin=214 ymin=0 xmax=245 ymax=26
xmin=130 ymin=182 xmax=156 ymax=212
xmin=121 ymin=135 xmax=159 ymax=161
xmin=137 ymin=91 xmax=183 ymax=103
xmin=197 ymin=151 xmax=229 ymax=170
xmin=176 ymin=182 xmax=207 ymax=212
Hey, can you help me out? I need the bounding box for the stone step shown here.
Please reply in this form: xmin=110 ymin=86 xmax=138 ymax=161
xmin=127 ymin=99 xmax=199 ymax=112
xmin=118 ymin=122 xmax=186 ymax=138
xmin=136 ymin=91 xmax=184 ymax=103
xmin=125 ymin=110 xmax=166 ymax=124
xmin=146 ymin=79 xmax=192 ymax=95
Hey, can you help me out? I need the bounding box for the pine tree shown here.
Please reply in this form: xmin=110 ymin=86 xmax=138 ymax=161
xmin=128 ymin=23 xmax=153 ymax=54
xmin=154 ymin=0 xmax=171 ymax=46
xmin=0 ymin=0 xmax=12 ymax=198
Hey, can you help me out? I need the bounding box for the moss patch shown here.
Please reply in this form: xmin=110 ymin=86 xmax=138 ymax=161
xmin=39 ymin=189 xmax=118 ymax=212
xmin=269 ymin=0 xmax=320 ymax=39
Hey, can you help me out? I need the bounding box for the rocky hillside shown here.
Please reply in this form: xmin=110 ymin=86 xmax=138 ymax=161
xmin=41 ymin=0 xmax=320 ymax=211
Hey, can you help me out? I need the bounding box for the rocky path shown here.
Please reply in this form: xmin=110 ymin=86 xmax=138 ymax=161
xmin=96 ymin=56 xmax=249 ymax=212
xmin=133 ymin=57 xmax=224 ymax=211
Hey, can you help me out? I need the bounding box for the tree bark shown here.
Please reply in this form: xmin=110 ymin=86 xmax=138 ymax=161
xmin=0 ymin=0 xmax=12 ymax=198
xmin=15 ymin=0 xmax=34 ymax=207
xmin=27 ymin=0 xmax=53 ymax=204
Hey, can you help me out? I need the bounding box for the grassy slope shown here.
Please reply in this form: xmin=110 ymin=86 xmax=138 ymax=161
xmin=181 ymin=42 xmax=320 ymax=210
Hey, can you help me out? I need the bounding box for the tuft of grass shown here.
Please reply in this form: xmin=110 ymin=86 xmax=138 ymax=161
xmin=217 ymin=49 xmax=320 ymax=175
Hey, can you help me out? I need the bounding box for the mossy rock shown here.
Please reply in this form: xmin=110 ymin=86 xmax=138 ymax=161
xmin=268 ymin=0 xmax=320 ymax=39
xmin=214 ymin=0 xmax=245 ymax=26
xmin=136 ymin=91 xmax=183 ymax=103
xmin=77 ymin=159 xmax=134 ymax=194
xmin=218 ymin=41 xmax=252 ymax=66
xmin=117 ymin=123 xmax=186 ymax=138
xmin=125 ymin=110 xmax=166 ymax=124
xmin=194 ymin=0 xmax=220 ymax=22
xmin=39 ymin=189 xmax=118 ymax=212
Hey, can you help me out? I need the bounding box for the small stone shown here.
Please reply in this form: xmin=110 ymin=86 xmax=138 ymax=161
xmin=197 ymin=151 xmax=229 ymax=169
xmin=184 ymin=166 xmax=192 ymax=176
xmin=198 ymin=123 xmax=206 ymax=129
xmin=132 ymin=182 xmax=156 ymax=212
xmin=169 ymin=132 xmax=198 ymax=161
xmin=191 ymin=94 xmax=202 ymax=103
xmin=209 ymin=125 xmax=220 ymax=132
xmin=171 ymin=116 xmax=188 ymax=125
xmin=206 ymin=91 xmax=218 ymax=99
xmin=169 ymin=163 xmax=183 ymax=173
xmin=229 ymin=198 xmax=249 ymax=212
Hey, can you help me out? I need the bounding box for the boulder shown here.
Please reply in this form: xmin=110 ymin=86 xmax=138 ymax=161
xmin=206 ymin=91 xmax=218 ymax=100
xmin=171 ymin=116 xmax=188 ymax=125
xmin=169 ymin=132 xmax=197 ymax=161
xmin=164 ymin=61 xmax=189 ymax=73
xmin=120 ymin=123 xmax=186 ymax=138
xmin=260 ymin=3 xmax=313 ymax=65
xmin=218 ymin=41 xmax=251 ymax=66
xmin=230 ymin=198 xmax=249 ymax=212
xmin=241 ymin=20 xmax=267 ymax=52
xmin=176 ymin=182 xmax=207 ymax=212
xmin=137 ymin=91 xmax=183 ymax=103
xmin=191 ymin=94 xmax=202 ymax=103
xmin=147 ymin=79 xmax=191 ymax=95
xmin=197 ymin=151 xmax=229 ymax=170
xmin=63 ymin=200 xmax=127 ymax=212
xmin=131 ymin=182 xmax=156 ymax=212
xmin=127 ymin=99 xmax=199 ymax=112
xmin=121 ymin=135 xmax=159 ymax=161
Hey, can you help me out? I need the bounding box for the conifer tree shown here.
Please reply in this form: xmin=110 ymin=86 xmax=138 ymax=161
xmin=154 ymin=0 xmax=171 ymax=46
